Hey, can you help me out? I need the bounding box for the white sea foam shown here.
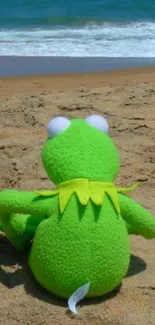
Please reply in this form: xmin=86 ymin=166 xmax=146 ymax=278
xmin=0 ymin=21 xmax=155 ymax=56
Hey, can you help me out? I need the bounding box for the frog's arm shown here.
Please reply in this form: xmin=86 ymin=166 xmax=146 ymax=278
xmin=0 ymin=189 xmax=54 ymax=218
xmin=118 ymin=193 xmax=155 ymax=239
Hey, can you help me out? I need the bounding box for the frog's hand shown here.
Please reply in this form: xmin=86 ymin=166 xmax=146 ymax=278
xmin=0 ymin=189 xmax=53 ymax=217
xmin=0 ymin=222 xmax=3 ymax=232
xmin=0 ymin=212 xmax=43 ymax=250
xmin=118 ymin=193 xmax=155 ymax=239
xmin=125 ymin=221 xmax=140 ymax=235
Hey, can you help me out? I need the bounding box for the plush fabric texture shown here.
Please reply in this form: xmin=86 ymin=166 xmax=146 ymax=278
xmin=42 ymin=119 xmax=120 ymax=184
xmin=0 ymin=190 xmax=53 ymax=217
xmin=35 ymin=178 xmax=138 ymax=214
xmin=0 ymin=190 xmax=53 ymax=249
xmin=0 ymin=117 xmax=155 ymax=299
xmin=118 ymin=193 xmax=155 ymax=239
xmin=0 ymin=213 xmax=42 ymax=250
xmin=29 ymin=194 xmax=130 ymax=298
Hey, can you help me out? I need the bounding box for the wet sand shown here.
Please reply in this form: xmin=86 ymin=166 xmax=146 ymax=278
xmin=1 ymin=56 xmax=155 ymax=76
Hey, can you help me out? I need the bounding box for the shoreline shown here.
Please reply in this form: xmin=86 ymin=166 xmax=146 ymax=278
xmin=1 ymin=64 xmax=155 ymax=98
xmin=1 ymin=56 xmax=155 ymax=77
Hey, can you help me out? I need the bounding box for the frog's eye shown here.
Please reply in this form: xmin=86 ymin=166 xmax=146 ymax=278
xmin=47 ymin=116 xmax=71 ymax=138
xmin=85 ymin=115 xmax=109 ymax=134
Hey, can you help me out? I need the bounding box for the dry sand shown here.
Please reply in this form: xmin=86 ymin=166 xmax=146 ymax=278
xmin=0 ymin=67 xmax=155 ymax=325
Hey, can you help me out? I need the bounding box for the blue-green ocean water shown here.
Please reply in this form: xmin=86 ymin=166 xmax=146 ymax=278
xmin=0 ymin=0 xmax=155 ymax=56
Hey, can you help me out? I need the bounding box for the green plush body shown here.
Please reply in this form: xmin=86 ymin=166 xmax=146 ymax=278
xmin=29 ymin=195 xmax=130 ymax=298
xmin=0 ymin=117 xmax=155 ymax=299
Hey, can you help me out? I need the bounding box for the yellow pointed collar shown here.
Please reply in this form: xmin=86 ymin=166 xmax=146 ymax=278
xmin=35 ymin=178 xmax=138 ymax=215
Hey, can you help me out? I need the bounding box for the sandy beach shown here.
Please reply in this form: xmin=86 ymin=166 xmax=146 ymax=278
xmin=0 ymin=66 xmax=155 ymax=325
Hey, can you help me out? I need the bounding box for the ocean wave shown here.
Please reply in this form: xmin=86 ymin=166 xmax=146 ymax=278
xmin=0 ymin=21 xmax=155 ymax=56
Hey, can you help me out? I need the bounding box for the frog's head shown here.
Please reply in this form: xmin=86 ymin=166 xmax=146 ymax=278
xmin=42 ymin=115 xmax=120 ymax=184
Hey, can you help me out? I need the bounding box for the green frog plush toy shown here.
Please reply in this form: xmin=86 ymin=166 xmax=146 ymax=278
xmin=0 ymin=115 xmax=155 ymax=305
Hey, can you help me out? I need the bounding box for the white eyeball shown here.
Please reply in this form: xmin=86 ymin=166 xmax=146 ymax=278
xmin=47 ymin=116 xmax=71 ymax=138
xmin=85 ymin=115 xmax=109 ymax=134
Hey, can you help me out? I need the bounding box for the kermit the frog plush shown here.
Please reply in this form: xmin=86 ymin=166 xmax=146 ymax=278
xmin=0 ymin=115 xmax=155 ymax=300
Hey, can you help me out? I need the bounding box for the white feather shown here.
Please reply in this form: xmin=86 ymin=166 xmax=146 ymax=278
xmin=68 ymin=282 xmax=90 ymax=315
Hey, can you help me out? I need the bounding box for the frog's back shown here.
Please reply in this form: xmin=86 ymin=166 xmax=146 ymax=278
xmin=29 ymin=194 xmax=130 ymax=298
